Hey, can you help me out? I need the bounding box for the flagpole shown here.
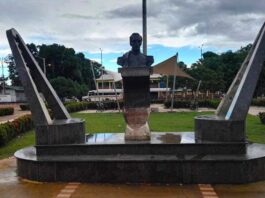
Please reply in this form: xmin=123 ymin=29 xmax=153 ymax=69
xmin=170 ymin=53 xmax=178 ymax=112
xmin=142 ymin=0 xmax=147 ymax=55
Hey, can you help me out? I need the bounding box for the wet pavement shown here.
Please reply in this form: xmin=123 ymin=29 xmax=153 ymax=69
xmin=1 ymin=157 xmax=265 ymax=197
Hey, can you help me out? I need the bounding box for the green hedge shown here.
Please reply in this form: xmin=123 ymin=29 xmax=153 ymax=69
xmin=252 ymin=99 xmax=265 ymax=106
xmin=164 ymin=99 xmax=221 ymax=109
xmin=20 ymin=104 xmax=30 ymax=111
xmin=0 ymin=107 xmax=14 ymax=116
xmin=164 ymin=98 xmax=265 ymax=109
xmin=0 ymin=114 xmax=33 ymax=146
xmin=65 ymin=101 xmax=124 ymax=113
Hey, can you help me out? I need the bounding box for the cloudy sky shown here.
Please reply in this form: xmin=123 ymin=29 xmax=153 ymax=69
xmin=0 ymin=0 xmax=265 ymax=73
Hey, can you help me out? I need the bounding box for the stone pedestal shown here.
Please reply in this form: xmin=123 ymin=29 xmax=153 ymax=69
xmin=36 ymin=118 xmax=85 ymax=145
xmin=195 ymin=115 xmax=246 ymax=143
xmin=119 ymin=67 xmax=152 ymax=140
xmin=124 ymin=107 xmax=150 ymax=140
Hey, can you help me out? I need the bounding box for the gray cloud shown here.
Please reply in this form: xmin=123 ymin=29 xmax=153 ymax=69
xmin=143 ymin=0 xmax=265 ymax=48
xmin=106 ymin=4 xmax=142 ymax=18
xmin=61 ymin=14 xmax=96 ymax=20
xmin=105 ymin=2 xmax=160 ymax=19
xmin=0 ymin=0 xmax=264 ymax=57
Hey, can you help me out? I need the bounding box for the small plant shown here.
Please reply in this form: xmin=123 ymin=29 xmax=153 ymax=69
xmin=65 ymin=101 xmax=124 ymax=113
xmin=252 ymin=99 xmax=265 ymax=106
xmin=20 ymin=104 xmax=30 ymax=111
xmin=259 ymin=112 xmax=265 ymax=124
xmin=164 ymin=99 xmax=221 ymax=109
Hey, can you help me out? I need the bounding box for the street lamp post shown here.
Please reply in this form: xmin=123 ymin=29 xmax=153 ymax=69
xmin=36 ymin=56 xmax=46 ymax=76
xmin=91 ymin=61 xmax=100 ymax=102
xmin=1 ymin=58 xmax=5 ymax=94
xmin=199 ymin=44 xmax=204 ymax=59
xmin=99 ymin=48 xmax=103 ymax=90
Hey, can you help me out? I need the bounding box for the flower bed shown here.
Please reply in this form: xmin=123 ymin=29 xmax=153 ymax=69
xmin=0 ymin=114 xmax=33 ymax=146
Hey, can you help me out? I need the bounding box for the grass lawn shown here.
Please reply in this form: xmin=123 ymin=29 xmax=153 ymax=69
xmin=0 ymin=130 xmax=35 ymax=159
xmin=0 ymin=112 xmax=265 ymax=159
xmin=71 ymin=112 xmax=214 ymax=132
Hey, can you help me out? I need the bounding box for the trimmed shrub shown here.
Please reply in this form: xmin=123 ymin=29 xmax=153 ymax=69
xmin=164 ymin=99 xmax=221 ymax=109
xmin=0 ymin=107 xmax=14 ymax=116
xmin=0 ymin=114 xmax=33 ymax=146
xmin=252 ymin=99 xmax=265 ymax=107
xmin=64 ymin=101 xmax=124 ymax=113
xmin=20 ymin=104 xmax=30 ymax=111
xmin=150 ymin=99 xmax=165 ymax=104
xmin=164 ymin=100 xmax=190 ymax=108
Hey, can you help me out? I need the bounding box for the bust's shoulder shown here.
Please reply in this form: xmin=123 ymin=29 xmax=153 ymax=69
xmin=123 ymin=51 xmax=130 ymax=59
xmin=117 ymin=51 xmax=130 ymax=66
xmin=146 ymin=55 xmax=154 ymax=66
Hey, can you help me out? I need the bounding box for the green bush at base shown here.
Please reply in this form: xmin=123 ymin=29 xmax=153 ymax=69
xmin=252 ymin=99 xmax=265 ymax=107
xmin=0 ymin=114 xmax=33 ymax=146
xmin=0 ymin=107 xmax=14 ymax=116
xmin=20 ymin=104 xmax=30 ymax=111
xmin=164 ymin=99 xmax=221 ymax=109
xmin=65 ymin=101 xmax=124 ymax=113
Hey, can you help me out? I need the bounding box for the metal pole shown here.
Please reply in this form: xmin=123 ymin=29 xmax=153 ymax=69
xmin=170 ymin=53 xmax=178 ymax=112
xmin=113 ymin=81 xmax=121 ymax=112
xmin=200 ymin=44 xmax=203 ymax=59
xmin=99 ymin=48 xmax=103 ymax=90
xmin=36 ymin=56 xmax=46 ymax=76
xmin=1 ymin=58 xmax=5 ymax=94
xmin=166 ymin=75 xmax=169 ymax=101
xmin=142 ymin=0 xmax=147 ymax=55
xmin=91 ymin=62 xmax=100 ymax=102
xmin=43 ymin=58 xmax=46 ymax=76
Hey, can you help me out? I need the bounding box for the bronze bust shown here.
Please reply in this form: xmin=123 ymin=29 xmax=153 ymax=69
xmin=117 ymin=33 xmax=154 ymax=67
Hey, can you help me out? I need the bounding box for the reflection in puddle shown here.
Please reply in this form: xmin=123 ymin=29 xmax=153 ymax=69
xmin=86 ymin=132 xmax=195 ymax=144
xmin=157 ymin=134 xmax=181 ymax=144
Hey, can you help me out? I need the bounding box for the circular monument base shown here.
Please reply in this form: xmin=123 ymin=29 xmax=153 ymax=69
xmin=14 ymin=132 xmax=264 ymax=184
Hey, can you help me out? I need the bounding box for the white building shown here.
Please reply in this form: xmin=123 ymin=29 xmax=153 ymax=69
xmin=83 ymin=71 xmax=169 ymax=101
xmin=0 ymin=86 xmax=27 ymax=103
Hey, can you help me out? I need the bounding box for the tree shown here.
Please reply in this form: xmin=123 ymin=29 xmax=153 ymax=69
xmin=6 ymin=54 xmax=21 ymax=86
xmin=7 ymin=42 xmax=101 ymax=98
xmin=50 ymin=77 xmax=88 ymax=99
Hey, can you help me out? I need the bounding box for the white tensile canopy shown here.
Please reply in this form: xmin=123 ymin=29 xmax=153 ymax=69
xmin=153 ymin=55 xmax=193 ymax=79
xmin=153 ymin=54 xmax=194 ymax=111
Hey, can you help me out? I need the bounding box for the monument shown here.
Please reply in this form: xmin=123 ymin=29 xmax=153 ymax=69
xmin=117 ymin=33 xmax=154 ymax=140
xmin=6 ymin=28 xmax=85 ymax=145
xmin=195 ymin=22 xmax=265 ymax=143
xmin=7 ymin=23 xmax=265 ymax=184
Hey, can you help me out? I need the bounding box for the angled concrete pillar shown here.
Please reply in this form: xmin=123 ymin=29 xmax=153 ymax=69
xmin=6 ymin=28 xmax=85 ymax=145
xmin=195 ymin=22 xmax=265 ymax=143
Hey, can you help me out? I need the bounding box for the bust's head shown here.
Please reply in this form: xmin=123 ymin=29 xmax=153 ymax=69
xmin=130 ymin=33 xmax=142 ymax=53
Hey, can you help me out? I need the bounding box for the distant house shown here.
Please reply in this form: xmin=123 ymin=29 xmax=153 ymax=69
xmin=0 ymin=85 xmax=27 ymax=103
